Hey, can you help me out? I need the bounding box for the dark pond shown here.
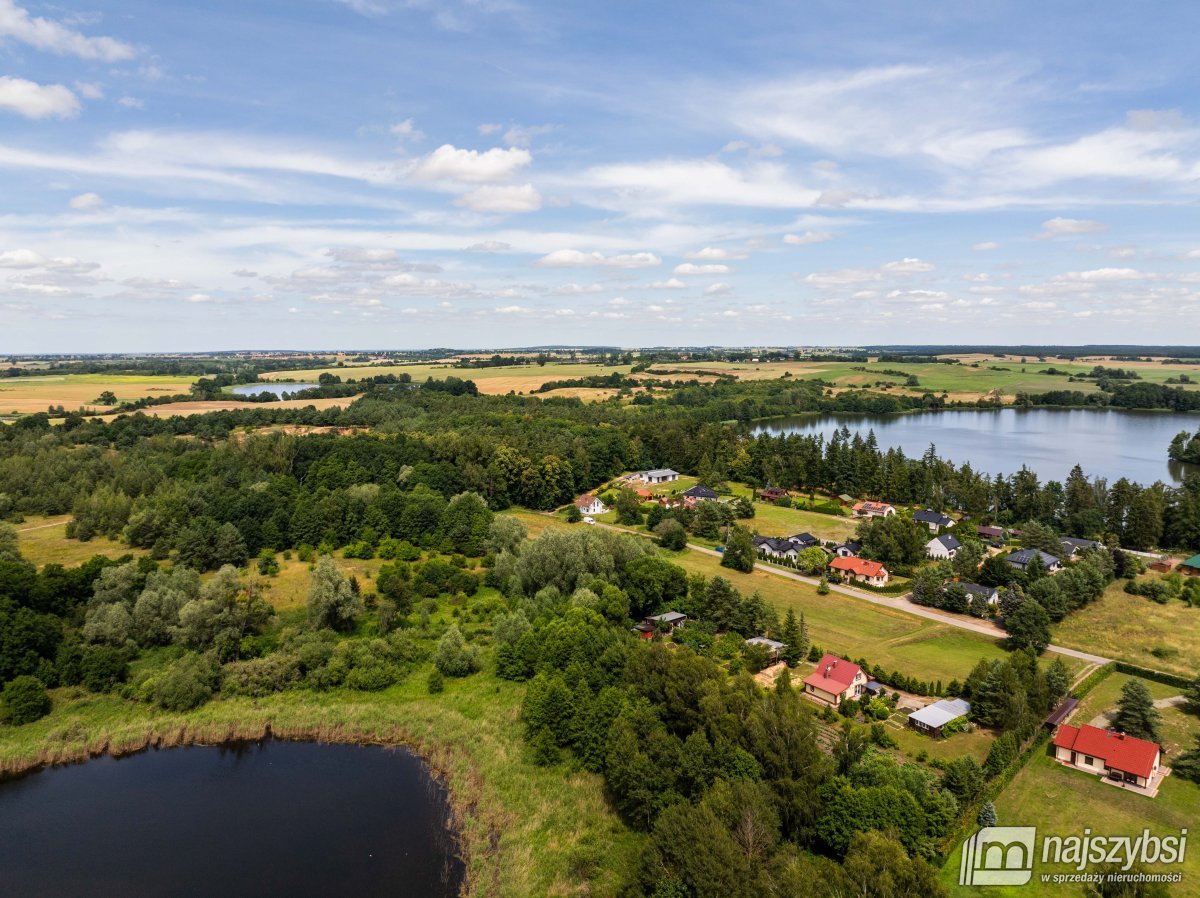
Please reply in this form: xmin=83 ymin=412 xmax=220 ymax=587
xmin=230 ymin=383 xmax=321 ymax=398
xmin=0 ymin=740 xmax=463 ymax=898
xmin=752 ymin=408 xmax=1199 ymax=484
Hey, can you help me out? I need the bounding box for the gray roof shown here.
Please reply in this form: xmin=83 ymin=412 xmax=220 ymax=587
xmin=930 ymin=533 xmax=963 ymax=551
xmin=754 ymin=535 xmax=797 ymax=554
xmin=745 ymin=636 xmax=786 ymax=650
xmin=788 ymin=532 xmax=818 ymax=546
xmin=1060 ymin=537 xmax=1100 ymax=553
xmin=833 ymin=540 xmax=863 ymax=553
xmin=961 ymin=582 xmax=998 ymax=598
xmin=647 ymin=611 xmax=687 ymax=624
xmin=1007 ymin=548 xmax=1061 ymax=568
xmin=909 ymin=698 xmax=971 ymax=729
xmin=645 ymin=468 xmax=679 ymax=478
xmin=682 ymin=484 xmax=719 ymax=499
xmin=914 ymin=509 xmax=953 ymax=526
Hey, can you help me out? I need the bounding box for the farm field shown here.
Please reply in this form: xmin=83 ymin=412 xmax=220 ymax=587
xmin=260 ymin=361 xmax=636 ymax=395
xmin=0 ymin=373 xmax=195 ymax=415
xmin=93 ymin=396 xmax=355 ymax=421
xmin=1052 ymin=578 xmax=1200 ymax=678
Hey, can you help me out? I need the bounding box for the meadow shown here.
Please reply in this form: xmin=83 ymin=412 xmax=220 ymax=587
xmin=260 ymin=361 xmax=636 ymax=396
xmin=0 ymin=373 xmax=196 ymax=415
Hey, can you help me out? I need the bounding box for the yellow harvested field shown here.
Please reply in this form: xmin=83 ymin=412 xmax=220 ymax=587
xmin=0 ymin=374 xmax=195 ymax=415
xmin=260 ymin=361 xmax=634 ymax=395
xmin=536 ymin=387 xmax=619 ymax=401
xmin=93 ymin=396 xmax=355 ymax=421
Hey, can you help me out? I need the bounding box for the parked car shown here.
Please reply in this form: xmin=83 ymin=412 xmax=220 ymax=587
xmin=583 ymin=516 xmax=596 ymax=525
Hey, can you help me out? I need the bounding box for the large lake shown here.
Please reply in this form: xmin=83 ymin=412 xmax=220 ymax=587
xmin=230 ymin=383 xmax=320 ymax=398
xmin=752 ymin=408 xmax=1199 ymax=484
xmin=0 ymin=740 xmax=464 ymax=897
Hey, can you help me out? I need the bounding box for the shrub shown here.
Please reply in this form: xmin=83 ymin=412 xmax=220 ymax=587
xmin=432 ymin=625 xmax=481 ymax=677
xmin=426 ymin=669 xmax=445 ymax=694
xmin=80 ymin=646 xmax=130 ymax=693
xmin=222 ymin=654 xmax=300 ymax=697
xmin=149 ymin=653 xmax=220 ymax=711
xmin=2 ymin=675 xmax=51 ymax=725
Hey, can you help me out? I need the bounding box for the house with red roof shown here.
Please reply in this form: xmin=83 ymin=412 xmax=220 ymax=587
xmin=828 ymin=555 xmax=890 ymax=586
xmin=575 ymin=494 xmax=608 ymax=516
xmin=802 ymin=654 xmax=867 ymax=705
xmin=1052 ymin=724 xmax=1163 ymax=791
xmin=852 ymin=501 xmax=895 ymax=518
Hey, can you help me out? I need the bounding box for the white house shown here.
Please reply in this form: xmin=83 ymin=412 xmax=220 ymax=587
xmin=1052 ymin=724 xmax=1163 ymax=791
xmin=926 ymin=533 xmax=963 ymax=560
xmin=641 ymin=468 xmax=680 ymax=484
xmin=913 ymin=509 xmax=954 ymax=533
xmin=575 ymin=495 xmax=607 ymax=516
xmin=753 ymin=535 xmax=799 ymax=561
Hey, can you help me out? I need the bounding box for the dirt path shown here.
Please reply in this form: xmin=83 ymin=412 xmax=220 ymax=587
xmin=16 ymin=519 xmax=68 ymax=533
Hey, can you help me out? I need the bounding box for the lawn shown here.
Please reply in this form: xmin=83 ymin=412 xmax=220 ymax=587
xmin=889 ymin=721 xmax=997 ymax=766
xmin=1071 ymin=673 xmax=1193 ymax=757
xmin=745 ymin=500 xmax=860 ymax=543
xmin=260 ymin=361 xmax=635 ymax=396
xmin=1052 ymin=577 xmax=1200 ymax=678
xmin=0 ymin=373 xmax=196 ymax=415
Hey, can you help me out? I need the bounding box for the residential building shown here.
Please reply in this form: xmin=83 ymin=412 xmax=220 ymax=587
xmin=641 ymin=468 xmax=679 ymax=484
xmin=829 ymin=555 xmax=890 ymax=586
xmin=852 ymin=501 xmax=896 ymax=518
xmin=803 ymin=654 xmax=866 ymax=704
xmin=681 ymin=484 xmax=720 ymax=500
xmin=908 ymin=698 xmax=971 ymax=736
xmin=744 ymin=636 xmax=787 ymax=663
xmin=758 ymin=487 xmax=789 ymax=502
xmin=913 ymin=509 xmax=954 ymax=533
xmin=1052 ymin=724 xmax=1163 ymax=790
xmin=753 ymin=535 xmax=798 ymax=561
xmin=632 ymin=611 xmax=688 ymax=640
xmin=787 ymin=532 xmax=819 ymax=548
xmin=1059 ymin=537 xmax=1101 ymax=558
xmin=926 ymin=533 xmax=963 ymax=560
xmin=574 ymin=494 xmax=607 ymax=516
xmin=961 ymin=582 xmax=1000 ymax=605
xmin=1180 ymin=554 xmax=1200 ymax=575
xmin=830 ymin=540 xmax=863 ymax=558
xmin=975 ymin=524 xmax=1004 ymax=541
xmin=1006 ymin=548 xmax=1063 ymax=573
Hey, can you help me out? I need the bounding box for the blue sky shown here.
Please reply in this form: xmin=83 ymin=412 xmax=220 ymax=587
xmin=1 ymin=0 xmax=1199 ymax=352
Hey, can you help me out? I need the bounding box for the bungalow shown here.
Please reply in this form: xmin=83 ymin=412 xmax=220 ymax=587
xmin=829 ymin=555 xmax=890 ymax=586
xmin=1059 ymin=537 xmax=1101 ymax=558
xmin=632 ymin=611 xmax=688 ymax=640
xmin=753 ymin=535 xmax=799 ymax=561
xmin=787 ymin=532 xmax=820 ymax=549
xmin=913 ymin=509 xmax=954 ymax=533
xmin=961 ymin=582 xmax=1000 ymax=605
xmin=1006 ymin=548 xmax=1063 ymax=573
xmin=803 ymin=654 xmax=866 ymax=705
xmin=575 ymin=494 xmax=608 ymax=516
xmin=926 ymin=533 xmax=963 ymax=560
xmin=759 ymin=487 xmax=790 ymax=502
xmin=1052 ymin=724 xmax=1163 ymax=790
xmin=976 ymin=524 xmax=1005 ymax=541
xmin=681 ymin=484 xmax=720 ymax=500
xmin=641 ymin=468 xmax=680 ymax=484
xmin=1179 ymin=554 xmax=1200 ymax=576
xmin=830 ymin=540 xmax=863 ymax=558
xmin=745 ymin=636 xmax=787 ymax=663
xmin=908 ymin=698 xmax=971 ymax=736
xmin=853 ymin=501 xmax=896 ymax=518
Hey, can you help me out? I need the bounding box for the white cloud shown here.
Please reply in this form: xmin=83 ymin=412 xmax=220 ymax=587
xmin=802 ymin=267 xmax=880 ymax=287
xmin=649 ymin=278 xmax=687 ymax=289
xmin=390 ymin=118 xmax=423 ymax=141
xmin=607 ymin=296 xmax=630 ymax=306
xmin=534 ymin=249 xmax=661 ymax=269
xmin=704 ymin=282 xmax=732 ymax=295
xmin=881 ymin=257 xmax=936 ymax=273
xmin=68 ymin=192 xmax=104 ymax=210
xmin=551 ymin=283 xmax=603 ymax=295
xmin=464 ymin=240 xmax=511 ymax=252
xmin=1062 ymin=267 xmax=1146 ymax=282
xmin=1185 ymin=248 xmax=1200 ymax=260
xmin=973 ymin=241 xmax=999 ymax=251
xmin=74 ymin=82 xmax=104 ymax=100
xmin=0 ymin=249 xmax=44 ymax=268
xmin=413 ymin=144 xmax=531 ymax=183
xmin=477 ymin=123 xmax=501 ymax=135
xmin=0 ymin=0 xmax=136 ymax=61
xmin=684 ymin=246 xmax=747 ymax=260
xmin=9 ymin=282 xmax=70 ymax=296
xmin=117 ymin=96 xmax=145 ymax=110
xmin=1037 ymin=217 xmax=1107 ymax=238
xmin=673 ymin=262 xmax=730 ymax=275
xmin=783 ymin=231 xmax=832 ymax=245
xmin=0 ymin=76 xmax=79 ymax=119
xmin=454 ymin=183 xmax=542 ymax=213
xmin=185 ymin=293 xmax=213 ymax=303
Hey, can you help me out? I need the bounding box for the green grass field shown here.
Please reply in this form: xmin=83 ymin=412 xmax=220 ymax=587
xmin=16 ymin=517 xmax=146 ymax=567
xmin=1052 ymin=578 xmax=1200 ymax=678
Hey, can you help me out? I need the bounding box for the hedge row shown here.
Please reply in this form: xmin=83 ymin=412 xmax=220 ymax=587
xmin=1113 ymin=661 xmax=1192 ymax=690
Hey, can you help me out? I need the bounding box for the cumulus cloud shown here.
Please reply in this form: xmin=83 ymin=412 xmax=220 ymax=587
xmin=534 ymin=249 xmax=661 ymax=269
xmin=802 ymin=267 xmax=881 ymax=287
xmin=973 ymin=241 xmax=999 ymax=251
xmin=703 ymin=282 xmax=732 ymax=295
xmin=390 ymin=118 xmax=423 ymax=141
xmin=673 ymin=262 xmax=730 ymax=275
xmin=117 ymin=96 xmax=144 ymax=109
xmin=1037 ymin=217 xmax=1107 ymax=238
xmin=0 ymin=0 xmax=136 ymax=61
xmin=413 ymin=144 xmax=531 ymax=182
xmin=0 ymin=76 xmax=79 ymax=119
xmin=551 ymin=283 xmax=603 ymax=295
xmin=464 ymin=240 xmax=511 ymax=252
xmin=0 ymin=248 xmax=44 ymax=268
xmin=649 ymin=278 xmax=687 ymax=289
xmin=454 ymin=183 xmax=542 ymax=213
xmin=881 ymin=257 xmax=936 ymax=273
xmin=783 ymin=231 xmax=833 ymax=245
xmin=69 ymin=192 xmax=104 ymax=210
xmin=1061 ymin=267 xmax=1146 ymax=282
xmin=684 ymin=246 xmax=747 ymax=260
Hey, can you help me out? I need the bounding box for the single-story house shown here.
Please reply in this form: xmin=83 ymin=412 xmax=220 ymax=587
xmin=681 ymin=484 xmax=720 ymax=500
xmin=788 ymin=532 xmax=820 ymax=549
xmin=632 ymin=611 xmax=688 ymax=640
xmin=976 ymin=524 xmax=1005 ymax=541
xmin=1059 ymin=537 xmax=1101 ymax=558
xmin=642 ymin=468 xmax=680 ymax=484
xmin=745 ymin=636 xmax=787 ymax=662
xmin=908 ymin=698 xmax=971 ymax=736
xmin=830 ymin=540 xmax=863 ymax=558
xmin=575 ymin=494 xmax=608 ymax=516
xmin=829 ymin=555 xmax=890 ymax=586
xmin=853 ymin=501 xmax=896 ymax=518
xmin=1006 ymin=548 xmax=1063 ymax=573
xmin=1052 ymin=724 xmax=1163 ymax=790
xmin=753 ymin=535 xmax=799 ymax=561
xmin=1150 ymin=557 xmax=1178 ymax=574
xmin=913 ymin=509 xmax=954 ymax=533
xmin=1178 ymin=553 xmax=1200 ymax=576
xmin=803 ymin=654 xmax=866 ymax=705
xmin=926 ymin=533 xmax=963 ymax=560
xmin=759 ymin=487 xmax=789 ymax=502
xmin=961 ymin=582 xmax=1000 ymax=605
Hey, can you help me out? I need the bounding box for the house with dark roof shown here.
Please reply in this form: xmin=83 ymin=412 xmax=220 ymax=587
xmin=926 ymin=533 xmax=963 ymax=560
xmin=830 ymin=540 xmax=863 ymax=558
xmin=961 ymin=582 xmax=1000 ymax=605
xmin=913 ymin=509 xmax=954 ymax=533
xmin=758 ymin=487 xmax=789 ymax=502
xmin=1006 ymin=548 xmax=1063 ymax=573
xmin=632 ymin=611 xmax=688 ymax=640
xmin=787 ymin=532 xmax=819 ymax=548
xmin=975 ymin=524 xmax=1005 ymax=541
xmin=681 ymin=484 xmax=719 ymax=500
xmin=1052 ymin=724 xmax=1163 ymax=791
xmin=753 ymin=535 xmax=799 ymax=561
xmin=1059 ymin=537 xmax=1101 ymax=558
xmin=802 ymin=654 xmax=866 ymax=705
xmin=828 ymin=555 xmax=890 ymax=586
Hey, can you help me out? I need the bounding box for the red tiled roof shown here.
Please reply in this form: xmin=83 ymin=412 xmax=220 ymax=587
xmin=803 ymin=653 xmax=862 ymax=693
xmin=575 ymin=494 xmax=601 ymax=508
xmin=1053 ymin=724 xmax=1160 ymax=779
xmin=829 ymin=556 xmax=887 ymax=577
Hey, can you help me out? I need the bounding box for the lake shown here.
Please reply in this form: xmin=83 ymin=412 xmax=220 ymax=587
xmin=230 ymin=383 xmax=320 ymax=398
xmin=0 ymin=740 xmax=464 ymax=898
xmin=752 ymin=408 xmax=1199 ymax=484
